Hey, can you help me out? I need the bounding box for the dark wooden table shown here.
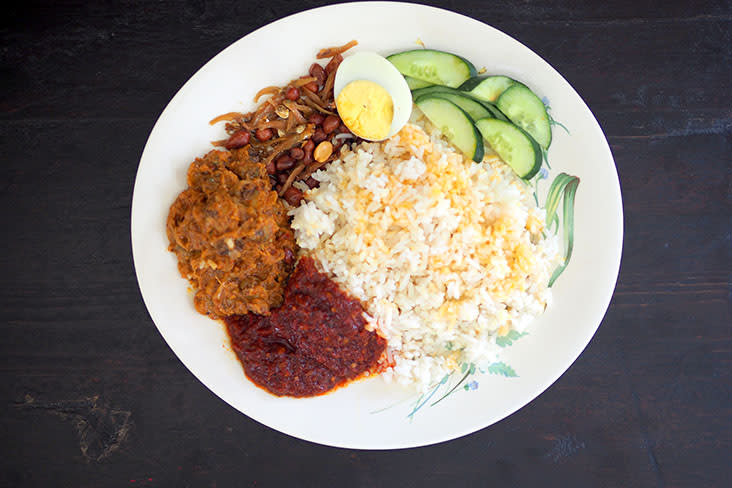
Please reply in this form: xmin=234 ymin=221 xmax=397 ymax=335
xmin=2 ymin=1 xmax=730 ymax=486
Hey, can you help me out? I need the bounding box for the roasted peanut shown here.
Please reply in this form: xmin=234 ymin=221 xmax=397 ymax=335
xmin=312 ymin=129 xmax=327 ymax=143
xmin=309 ymin=63 xmax=327 ymax=85
xmin=302 ymin=151 xmax=313 ymax=165
xmin=322 ymin=115 xmax=340 ymax=134
xmin=224 ymin=130 xmax=251 ymax=149
xmin=255 ymin=128 xmax=273 ymax=141
xmin=308 ymin=113 xmax=325 ymax=125
xmin=283 ymin=187 xmax=303 ymax=206
xmin=289 ymin=147 xmax=305 ymax=160
xmin=285 ymin=86 xmax=300 ymax=100
xmin=265 ymin=159 xmax=276 ymax=175
xmin=276 ymin=154 xmax=295 ymax=171
xmin=313 ymin=141 xmax=333 ymax=162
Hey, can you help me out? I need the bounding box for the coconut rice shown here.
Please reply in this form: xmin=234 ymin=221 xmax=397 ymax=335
xmin=289 ymin=117 xmax=560 ymax=390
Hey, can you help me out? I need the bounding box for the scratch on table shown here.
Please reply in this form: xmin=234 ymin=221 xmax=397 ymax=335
xmin=16 ymin=394 xmax=132 ymax=462
xmin=631 ymin=391 xmax=666 ymax=487
xmin=543 ymin=434 xmax=586 ymax=463
xmin=608 ymin=117 xmax=732 ymax=141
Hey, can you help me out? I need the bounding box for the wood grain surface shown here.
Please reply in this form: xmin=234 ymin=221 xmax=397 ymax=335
xmin=1 ymin=1 xmax=730 ymax=487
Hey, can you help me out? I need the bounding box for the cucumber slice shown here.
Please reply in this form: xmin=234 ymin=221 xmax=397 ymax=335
xmin=475 ymin=117 xmax=542 ymax=179
xmin=412 ymin=85 xmax=510 ymax=122
xmin=387 ymin=50 xmax=477 ymax=88
xmin=459 ymin=75 xmax=516 ymax=102
xmin=424 ymin=92 xmax=492 ymax=121
xmin=477 ymin=100 xmax=510 ymax=122
xmin=411 ymin=84 xmax=456 ymax=99
xmin=496 ymin=84 xmax=552 ymax=149
xmin=405 ymin=76 xmax=433 ymax=90
xmin=415 ymin=95 xmax=484 ymax=162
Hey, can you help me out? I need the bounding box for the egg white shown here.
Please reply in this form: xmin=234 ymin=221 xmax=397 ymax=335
xmin=334 ymin=51 xmax=413 ymax=140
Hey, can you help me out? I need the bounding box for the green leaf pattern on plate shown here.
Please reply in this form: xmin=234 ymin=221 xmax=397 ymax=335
xmin=496 ymin=329 xmax=528 ymax=347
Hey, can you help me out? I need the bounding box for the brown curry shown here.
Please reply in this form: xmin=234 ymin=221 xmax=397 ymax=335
xmin=166 ymin=149 xmax=296 ymax=318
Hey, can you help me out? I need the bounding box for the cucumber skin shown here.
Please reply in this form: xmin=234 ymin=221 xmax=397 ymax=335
xmin=477 ymin=100 xmax=510 ymax=122
xmin=496 ymin=84 xmax=552 ymax=149
xmin=475 ymin=117 xmax=542 ymax=180
xmin=411 ymin=85 xmax=457 ymax=99
xmin=459 ymin=75 xmax=518 ymax=102
xmin=388 ymin=50 xmax=477 ymax=88
xmin=419 ymin=92 xmax=492 ymax=121
xmin=457 ymin=75 xmax=496 ymax=92
xmin=412 ymin=85 xmax=510 ymax=122
xmin=415 ymin=96 xmax=484 ymax=163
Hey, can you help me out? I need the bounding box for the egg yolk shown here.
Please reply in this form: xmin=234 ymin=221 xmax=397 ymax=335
xmin=336 ymin=80 xmax=394 ymax=140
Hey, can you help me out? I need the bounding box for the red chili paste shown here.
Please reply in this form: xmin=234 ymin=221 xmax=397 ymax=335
xmin=224 ymin=257 xmax=386 ymax=397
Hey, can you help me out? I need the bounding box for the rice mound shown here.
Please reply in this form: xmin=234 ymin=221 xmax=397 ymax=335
xmin=290 ymin=121 xmax=559 ymax=390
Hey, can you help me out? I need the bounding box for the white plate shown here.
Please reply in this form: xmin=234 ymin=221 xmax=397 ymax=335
xmin=131 ymin=2 xmax=623 ymax=449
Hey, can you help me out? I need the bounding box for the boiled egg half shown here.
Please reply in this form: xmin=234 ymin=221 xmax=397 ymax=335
xmin=334 ymin=51 xmax=412 ymax=141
